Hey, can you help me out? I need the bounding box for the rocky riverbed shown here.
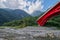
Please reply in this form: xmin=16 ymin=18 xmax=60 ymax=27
xmin=0 ymin=26 xmax=60 ymax=40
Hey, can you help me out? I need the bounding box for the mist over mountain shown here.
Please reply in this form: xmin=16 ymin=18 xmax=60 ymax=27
xmin=0 ymin=8 xmax=31 ymax=25
xmin=31 ymin=10 xmax=44 ymax=17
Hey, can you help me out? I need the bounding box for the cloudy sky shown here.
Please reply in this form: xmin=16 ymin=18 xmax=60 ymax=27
xmin=0 ymin=0 xmax=59 ymax=14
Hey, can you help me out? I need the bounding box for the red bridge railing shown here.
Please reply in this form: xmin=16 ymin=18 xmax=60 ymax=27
xmin=37 ymin=2 xmax=60 ymax=26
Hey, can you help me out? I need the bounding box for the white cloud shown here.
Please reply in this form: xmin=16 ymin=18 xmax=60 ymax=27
xmin=18 ymin=0 xmax=43 ymax=14
xmin=0 ymin=0 xmax=43 ymax=14
xmin=4 ymin=0 xmax=19 ymax=9
xmin=28 ymin=0 xmax=43 ymax=14
xmin=0 ymin=0 xmax=6 ymax=2
xmin=18 ymin=0 xmax=27 ymax=9
xmin=0 ymin=0 xmax=6 ymax=8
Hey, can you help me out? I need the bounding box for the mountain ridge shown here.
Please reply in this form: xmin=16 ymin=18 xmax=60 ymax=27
xmin=0 ymin=8 xmax=31 ymax=25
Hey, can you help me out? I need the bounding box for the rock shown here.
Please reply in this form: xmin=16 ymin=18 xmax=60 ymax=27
xmin=0 ymin=27 xmax=59 ymax=40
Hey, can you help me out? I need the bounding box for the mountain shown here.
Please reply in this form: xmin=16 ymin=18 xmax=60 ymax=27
xmin=0 ymin=8 xmax=31 ymax=25
xmin=31 ymin=10 xmax=44 ymax=17
xmin=3 ymin=17 xmax=38 ymax=27
xmin=13 ymin=9 xmax=30 ymax=18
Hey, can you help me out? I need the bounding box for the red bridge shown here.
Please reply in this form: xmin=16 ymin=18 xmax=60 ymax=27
xmin=37 ymin=2 xmax=60 ymax=26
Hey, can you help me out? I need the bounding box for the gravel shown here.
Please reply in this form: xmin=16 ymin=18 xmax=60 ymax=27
xmin=0 ymin=26 xmax=60 ymax=40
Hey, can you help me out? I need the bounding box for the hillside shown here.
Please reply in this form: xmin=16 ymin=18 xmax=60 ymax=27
xmin=45 ymin=14 xmax=60 ymax=27
xmin=0 ymin=8 xmax=31 ymax=25
xmin=2 ymin=13 xmax=60 ymax=28
xmin=3 ymin=17 xmax=38 ymax=28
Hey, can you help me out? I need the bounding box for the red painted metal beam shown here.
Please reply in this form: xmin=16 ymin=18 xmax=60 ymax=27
xmin=37 ymin=2 xmax=60 ymax=26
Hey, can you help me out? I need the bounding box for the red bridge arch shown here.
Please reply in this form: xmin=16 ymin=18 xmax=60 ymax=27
xmin=37 ymin=2 xmax=60 ymax=26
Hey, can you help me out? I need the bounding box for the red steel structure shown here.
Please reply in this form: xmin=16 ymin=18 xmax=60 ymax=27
xmin=37 ymin=2 xmax=60 ymax=26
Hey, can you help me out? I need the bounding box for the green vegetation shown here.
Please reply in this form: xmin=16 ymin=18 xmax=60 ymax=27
xmin=2 ymin=17 xmax=38 ymax=28
xmin=0 ymin=8 xmax=60 ymax=29
xmin=0 ymin=11 xmax=60 ymax=29
xmin=45 ymin=14 xmax=60 ymax=28
xmin=0 ymin=8 xmax=31 ymax=25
